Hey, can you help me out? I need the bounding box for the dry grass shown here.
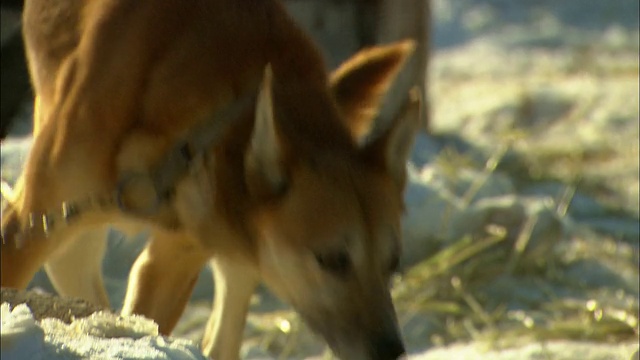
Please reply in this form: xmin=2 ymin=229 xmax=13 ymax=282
xmin=243 ymin=219 xmax=638 ymax=358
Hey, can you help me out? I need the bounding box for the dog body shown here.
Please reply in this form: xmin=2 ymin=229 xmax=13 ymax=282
xmin=1 ymin=1 xmax=419 ymax=358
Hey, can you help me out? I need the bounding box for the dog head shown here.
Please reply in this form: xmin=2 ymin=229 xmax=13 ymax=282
xmin=246 ymin=41 xmax=419 ymax=359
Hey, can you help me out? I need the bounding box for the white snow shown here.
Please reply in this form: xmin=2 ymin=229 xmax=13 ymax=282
xmin=1 ymin=302 xmax=207 ymax=360
xmin=4 ymin=301 xmax=637 ymax=360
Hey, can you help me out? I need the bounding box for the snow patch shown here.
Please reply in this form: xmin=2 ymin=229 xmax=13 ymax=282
xmin=1 ymin=302 xmax=207 ymax=360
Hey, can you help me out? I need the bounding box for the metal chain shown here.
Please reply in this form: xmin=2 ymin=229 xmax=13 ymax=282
xmin=2 ymin=191 xmax=118 ymax=248
xmin=1 ymin=89 xmax=256 ymax=249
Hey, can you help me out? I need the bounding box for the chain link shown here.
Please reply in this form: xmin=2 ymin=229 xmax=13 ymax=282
xmin=2 ymin=192 xmax=118 ymax=248
xmin=2 ymin=89 xmax=256 ymax=249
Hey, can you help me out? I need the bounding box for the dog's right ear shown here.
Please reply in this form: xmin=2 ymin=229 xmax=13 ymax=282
xmin=245 ymin=65 xmax=288 ymax=199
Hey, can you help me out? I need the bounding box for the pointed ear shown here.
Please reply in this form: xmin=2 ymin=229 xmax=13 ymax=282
xmin=245 ymin=65 xmax=288 ymax=197
xmin=365 ymin=87 xmax=422 ymax=188
xmin=330 ymin=40 xmax=415 ymax=141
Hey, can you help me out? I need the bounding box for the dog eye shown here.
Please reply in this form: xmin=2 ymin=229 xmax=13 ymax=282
xmin=315 ymin=250 xmax=351 ymax=277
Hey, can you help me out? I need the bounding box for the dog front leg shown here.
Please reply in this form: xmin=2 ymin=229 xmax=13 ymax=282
xmin=1 ymin=0 xmax=177 ymax=287
xmin=44 ymin=227 xmax=110 ymax=308
xmin=1 ymin=203 xmax=52 ymax=288
xmin=121 ymin=230 xmax=208 ymax=335
xmin=0 ymin=116 xmax=118 ymax=288
xmin=201 ymin=257 xmax=258 ymax=360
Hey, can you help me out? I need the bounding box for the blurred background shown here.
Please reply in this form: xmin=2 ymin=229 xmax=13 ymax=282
xmin=1 ymin=0 xmax=638 ymax=359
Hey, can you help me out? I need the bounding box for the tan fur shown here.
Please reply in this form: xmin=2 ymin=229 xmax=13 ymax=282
xmin=1 ymin=1 xmax=420 ymax=359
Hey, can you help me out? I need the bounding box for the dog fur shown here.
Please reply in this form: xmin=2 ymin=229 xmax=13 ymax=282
xmin=1 ymin=1 xmax=420 ymax=359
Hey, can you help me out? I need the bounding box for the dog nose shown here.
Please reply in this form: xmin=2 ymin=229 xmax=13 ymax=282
xmin=370 ymin=333 xmax=406 ymax=360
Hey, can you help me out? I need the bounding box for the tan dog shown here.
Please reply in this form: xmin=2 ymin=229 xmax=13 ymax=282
xmin=1 ymin=0 xmax=421 ymax=359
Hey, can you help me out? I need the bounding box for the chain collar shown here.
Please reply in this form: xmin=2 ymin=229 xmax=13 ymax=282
xmin=1 ymin=90 xmax=256 ymax=248
xmin=2 ymin=193 xmax=118 ymax=248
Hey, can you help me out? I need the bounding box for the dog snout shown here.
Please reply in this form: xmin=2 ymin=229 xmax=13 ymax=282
xmin=370 ymin=332 xmax=405 ymax=360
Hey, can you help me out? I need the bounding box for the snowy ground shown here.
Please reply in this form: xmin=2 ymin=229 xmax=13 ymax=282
xmin=2 ymin=302 xmax=209 ymax=360
xmin=2 ymin=0 xmax=639 ymax=359
xmin=3 ymin=299 xmax=638 ymax=360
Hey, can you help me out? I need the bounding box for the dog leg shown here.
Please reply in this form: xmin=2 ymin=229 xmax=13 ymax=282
xmin=121 ymin=230 xmax=208 ymax=335
xmin=1 ymin=0 xmax=178 ymax=288
xmin=32 ymin=95 xmax=48 ymax=136
xmin=0 ymin=115 xmax=119 ymax=288
xmin=201 ymin=257 xmax=258 ymax=360
xmin=44 ymin=228 xmax=110 ymax=308
xmin=0 ymin=94 xmax=53 ymax=288
xmin=1 ymin=205 xmax=51 ymax=288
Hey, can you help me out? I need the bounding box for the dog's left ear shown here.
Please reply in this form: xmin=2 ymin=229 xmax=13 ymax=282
xmin=330 ymin=40 xmax=415 ymax=141
xmin=364 ymin=87 xmax=421 ymax=188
